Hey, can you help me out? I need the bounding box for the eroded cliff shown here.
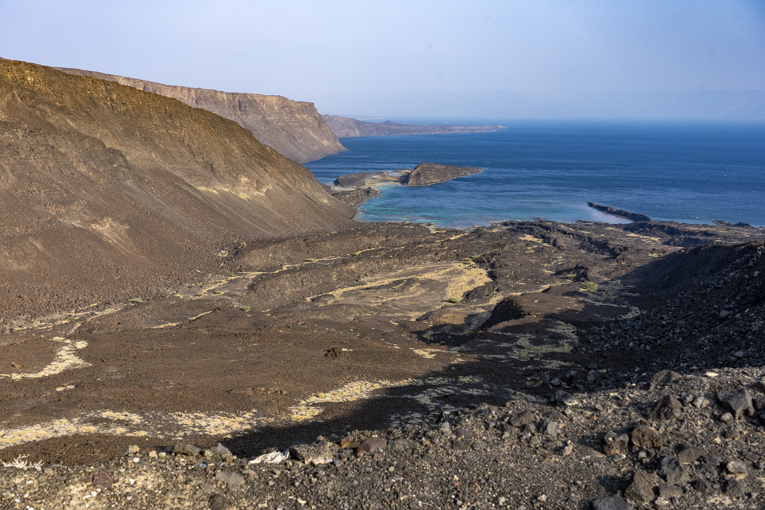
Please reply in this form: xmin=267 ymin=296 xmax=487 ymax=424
xmin=0 ymin=59 xmax=354 ymax=318
xmin=57 ymin=67 xmax=347 ymax=163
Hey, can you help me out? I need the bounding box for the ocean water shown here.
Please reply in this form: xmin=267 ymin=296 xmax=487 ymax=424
xmin=304 ymin=120 xmax=765 ymax=228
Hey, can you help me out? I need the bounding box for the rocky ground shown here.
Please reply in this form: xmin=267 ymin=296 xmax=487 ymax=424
xmin=1 ymin=218 xmax=764 ymax=509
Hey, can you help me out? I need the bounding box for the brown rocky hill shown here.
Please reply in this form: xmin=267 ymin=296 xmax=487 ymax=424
xmin=56 ymin=67 xmax=346 ymax=163
xmin=0 ymin=59 xmax=354 ymax=320
xmin=323 ymin=115 xmax=505 ymax=138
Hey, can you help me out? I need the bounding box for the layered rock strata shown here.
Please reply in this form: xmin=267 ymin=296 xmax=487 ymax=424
xmin=57 ymin=67 xmax=347 ymax=163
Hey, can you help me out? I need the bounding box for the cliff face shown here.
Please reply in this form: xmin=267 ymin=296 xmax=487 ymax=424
xmin=56 ymin=68 xmax=347 ymax=163
xmin=0 ymin=59 xmax=354 ymax=318
xmin=323 ymin=115 xmax=505 ymax=138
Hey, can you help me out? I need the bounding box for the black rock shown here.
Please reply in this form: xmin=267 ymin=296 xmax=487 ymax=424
xmin=650 ymin=370 xmax=682 ymax=387
xmin=647 ymin=395 xmax=683 ymax=421
xmin=603 ymin=431 xmax=630 ymax=456
xmin=451 ymin=438 xmax=474 ymax=451
xmin=658 ymin=456 xmax=691 ymax=486
xmin=552 ymin=390 xmax=578 ymax=407
xmin=357 ymin=437 xmax=387 ymax=454
xmin=540 ymin=419 xmax=559 ymax=437
xmin=717 ymin=388 xmax=754 ymax=419
xmin=691 ymin=478 xmax=711 ymax=493
xmin=481 ymin=297 xmax=527 ymax=329
xmin=591 ymin=495 xmax=633 ymax=510
xmin=676 ymin=444 xmax=705 ymax=464
xmin=624 ymin=469 xmax=658 ymax=503
xmin=658 ymin=485 xmax=683 ymax=499
xmin=724 ymin=479 xmax=747 ymax=498
xmin=631 ymin=425 xmax=666 ymax=451
xmin=509 ymin=411 xmax=538 ymax=427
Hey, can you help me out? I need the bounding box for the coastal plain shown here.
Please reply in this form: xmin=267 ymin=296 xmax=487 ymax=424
xmin=2 ymin=58 xmax=765 ymax=509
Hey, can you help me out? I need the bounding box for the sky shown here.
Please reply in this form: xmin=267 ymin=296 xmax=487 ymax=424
xmin=1 ymin=0 xmax=765 ymax=119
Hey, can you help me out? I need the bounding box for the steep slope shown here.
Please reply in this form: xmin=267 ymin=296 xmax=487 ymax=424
xmin=323 ymin=115 xmax=505 ymax=138
xmin=0 ymin=59 xmax=354 ymax=319
xmin=56 ymin=67 xmax=346 ymax=163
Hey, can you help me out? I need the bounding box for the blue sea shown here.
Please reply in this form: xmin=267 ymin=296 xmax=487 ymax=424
xmin=304 ymin=120 xmax=765 ymax=228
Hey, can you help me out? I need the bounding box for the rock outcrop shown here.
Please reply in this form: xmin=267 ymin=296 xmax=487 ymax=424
xmin=57 ymin=67 xmax=346 ymax=163
xmin=323 ymin=115 xmax=505 ymax=138
xmin=587 ymin=202 xmax=653 ymax=222
xmin=332 ymin=164 xmax=481 ymax=191
xmin=0 ymin=59 xmax=354 ymax=318
xmin=400 ymin=163 xmax=482 ymax=187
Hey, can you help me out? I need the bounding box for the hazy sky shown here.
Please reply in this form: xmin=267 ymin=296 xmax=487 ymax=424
xmin=2 ymin=0 xmax=764 ymax=118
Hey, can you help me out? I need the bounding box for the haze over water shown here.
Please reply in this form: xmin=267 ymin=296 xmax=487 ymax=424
xmin=305 ymin=120 xmax=765 ymax=228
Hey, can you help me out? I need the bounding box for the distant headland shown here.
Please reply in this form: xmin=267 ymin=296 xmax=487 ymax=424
xmin=323 ymin=115 xmax=505 ymax=138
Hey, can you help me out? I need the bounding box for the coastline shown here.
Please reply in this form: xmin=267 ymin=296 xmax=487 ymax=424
xmin=304 ymin=122 xmax=765 ymax=228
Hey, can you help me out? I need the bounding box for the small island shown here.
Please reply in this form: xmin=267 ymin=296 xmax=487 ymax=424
xmin=330 ymin=163 xmax=481 ymax=207
xmin=334 ymin=163 xmax=481 ymax=189
xmin=400 ymin=163 xmax=482 ymax=186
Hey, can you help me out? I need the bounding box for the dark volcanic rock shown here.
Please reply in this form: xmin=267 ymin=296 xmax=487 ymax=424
xmin=717 ymin=388 xmax=754 ymax=419
xmin=677 ymin=444 xmax=705 ymax=464
xmin=647 ymin=395 xmax=683 ymax=421
xmin=357 ymin=437 xmax=387 ymax=454
xmin=400 ymin=163 xmax=482 ymax=187
xmin=330 ymin=187 xmax=382 ymax=208
xmin=658 ymin=456 xmax=690 ymax=485
xmin=587 ymin=203 xmax=653 ymax=222
xmin=631 ymin=425 xmax=666 ymax=450
xmin=723 ymin=479 xmax=747 ymax=498
xmin=509 ymin=411 xmax=538 ymax=427
xmin=591 ymin=495 xmax=633 ymax=510
xmin=481 ymin=296 xmax=528 ymax=329
xmin=624 ymin=469 xmax=659 ymax=503
xmin=650 ymin=370 xmax=682 ymax=387
xmin=603 ymin=431 xmax=630 ymax=456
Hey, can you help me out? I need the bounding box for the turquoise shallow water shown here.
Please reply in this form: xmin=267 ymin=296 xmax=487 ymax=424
xmin=304 ymin=120 xmax=765 ymax=228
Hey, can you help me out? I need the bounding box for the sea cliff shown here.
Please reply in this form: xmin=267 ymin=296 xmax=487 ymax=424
xmin=57 ymin=67 xmax=347 ymax=163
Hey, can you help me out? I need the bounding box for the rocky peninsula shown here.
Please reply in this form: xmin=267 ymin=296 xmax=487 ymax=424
xmin=2 ymin=58 xmax=765 ymax=510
